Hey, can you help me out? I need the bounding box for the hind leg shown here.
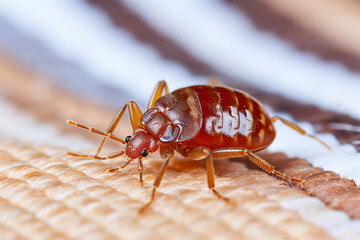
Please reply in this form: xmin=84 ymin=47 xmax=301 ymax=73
xmin=212 ymin=147 xmax=304 ymax=185
xmin=272 ymin=116 xmax=331 ymax=150
xmin=188 ymin=147 xmax=304 ymax=188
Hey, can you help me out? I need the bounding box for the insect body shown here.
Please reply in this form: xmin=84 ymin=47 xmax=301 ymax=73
xmin=67 ymin=80 xmax=330 ymax=212
xmin=149 ymin=85 xmax=276 ymax=152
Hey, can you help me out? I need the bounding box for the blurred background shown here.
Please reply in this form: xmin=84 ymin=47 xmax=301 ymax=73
xmin=0 ymin=0 xmax=359 ymax=150
xmin=1 ymin=2 xmax=360 ymax=239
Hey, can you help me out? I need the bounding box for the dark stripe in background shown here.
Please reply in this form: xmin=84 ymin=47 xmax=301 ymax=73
xmin=0 ymin=0 xmax=360 ymax=151
xmin=88 ymin=0 xmax=360 ymax=151
xmin=0 ymin=0 xmax=359 ymax=151
xmin=87 ymin=0 xmax=212 ymax=76
xmin=226 ymin=0 xmax=360 ymax=72
xmin=0 ymin=17 xmax=129 ymax=108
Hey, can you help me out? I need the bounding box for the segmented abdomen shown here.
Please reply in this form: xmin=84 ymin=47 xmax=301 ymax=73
xmin=180 ymin=85 xmax=276 ymax=151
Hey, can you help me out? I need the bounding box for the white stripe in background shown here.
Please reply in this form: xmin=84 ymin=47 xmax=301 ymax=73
xmin=0 ymin=0 xmax=205 ymax=106
xmin=269 ymin=114 xmax=360 ymax=240
xmin=267 ymin=111 xmax=360 ymax=184
xmin=0 ymin=1 xmax=358 ymax=238
xmin=120 ymin=0 xmax=360 ymax=120
xmin=280 ymin=197 xmax=360 ymax=240
xmin=0 ymin=97 xmax=95 ymax=151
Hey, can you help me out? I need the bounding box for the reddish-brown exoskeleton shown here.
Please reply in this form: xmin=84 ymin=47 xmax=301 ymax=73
xmin=67 ymin=80 xmax=330 ymax=212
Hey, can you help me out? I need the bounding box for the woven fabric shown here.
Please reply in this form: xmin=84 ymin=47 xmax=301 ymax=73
xmin=0 ymin=142 xmax=334 ymax=240
xmin=0 ymin=1 xmax=360 ymax=239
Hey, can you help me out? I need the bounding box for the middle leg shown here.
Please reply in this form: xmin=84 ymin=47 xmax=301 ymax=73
xmin=187 ymin=146 xmax=230 ymax=201
xmin=205 ymin=149 xmax=230 ymax=201
xmin=272 ymin=116 xmax=331 ymax=150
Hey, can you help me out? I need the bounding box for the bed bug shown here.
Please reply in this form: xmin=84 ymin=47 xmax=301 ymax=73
xmin=67 ymin=80 xmax=330 ymax=212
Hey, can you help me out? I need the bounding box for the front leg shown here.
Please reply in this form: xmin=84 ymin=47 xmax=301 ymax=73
xmin=138 ymin=157 xmax=144 ymax=186
xmin=140 ymin=144 xmax=174 ymax=213
xmin=147 ymin=80 xmax=170 ymax=109
xmin=94 ymin=100 xmax=143 ymax=156
xmin=67 ymin=100 xmax=142 ymax=158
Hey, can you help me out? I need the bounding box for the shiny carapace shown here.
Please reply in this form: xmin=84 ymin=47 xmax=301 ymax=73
xmin=67 ymin=80 xmax=330 ymax=212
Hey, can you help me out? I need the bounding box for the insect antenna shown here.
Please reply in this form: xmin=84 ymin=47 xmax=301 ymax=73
xmin=67 ymin=150 xmax=125 ymax=160
xmin=67 ymin=120 xmax=126 ymax=144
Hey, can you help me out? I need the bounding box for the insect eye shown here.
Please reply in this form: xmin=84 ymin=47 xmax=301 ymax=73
xmin=141 ymin=150 xmax=148 ymax=157
xmin=125 ymin=136 xmax=131 ymax=143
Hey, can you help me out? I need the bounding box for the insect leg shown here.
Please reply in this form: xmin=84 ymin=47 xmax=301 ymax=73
xmin=107 ymin=157 xmax=136 ymax=173
xmin=186 ymin=146 xmax=229 ymax=201
xmin=138 ymin=157 xmax=144 ymax=186
xmin=95 ymin=101 xmax=143 ymax=156
xmin=139 ymin=156 xmax=171 ymax=214
xmin=207 ymin=77 xmax=225 ymax=86
xmin=68 ymin=150 xmax=125 ymax=171
xmin=205 ymin=149 xmax=230 ymax=201
xmin=210 ymin=147 xmax=304 ymax=186
xmin=247 ymin=151 xmax=304 ymax=186
xmin=140 ymin=144 xmax=174 ymax=213
xmin=147 ymin=80 xmax=170 ymax=109
xmin=272 ymin=116 xmax=331 ymax=150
